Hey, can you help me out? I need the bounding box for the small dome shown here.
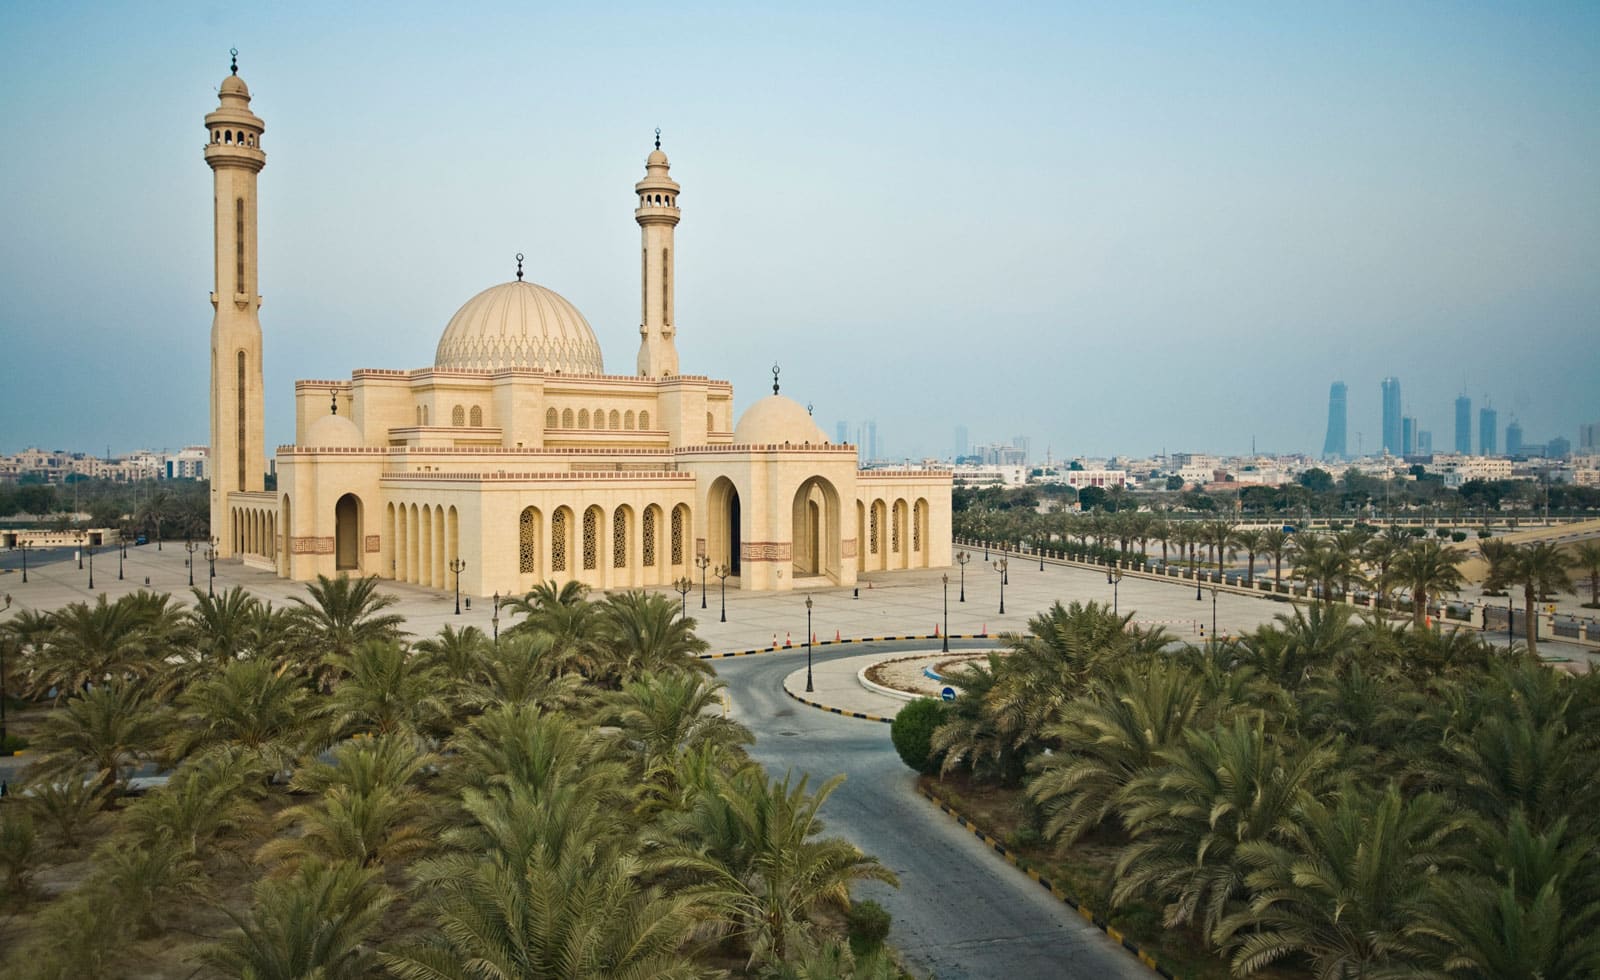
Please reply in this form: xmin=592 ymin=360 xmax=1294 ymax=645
xmin=733 ymin=395 xmax=827 ymax=446
xmin=647 ymin=148 xmax=669 ymax=166
xmin=435 ymin=280 xmax=604 ymax=374
xmin=220 ymin=74 xmax=250 ymax=97
xmin=305 ymin=412 xmax=363 ymax=448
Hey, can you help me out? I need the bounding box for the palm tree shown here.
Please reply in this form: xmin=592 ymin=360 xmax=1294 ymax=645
xmin=123 ymin=746 xmax=267 ymax=856
xmin=598 ymin=590 xmax=711 ymax=682
xmin=1388 ymin=538 xmax=1466 ymax=627
xmin=96 ymin=833 xmax=209 ymax=938
xmin=504 ymin=579 xmax=607 ymax=675
xmin=1149 ymin=516 xmax=1173 ymax=568
xmin=1234 ymin=603 xmax=1354 ymax=692
xmin=202 ymin=859 xmax=392 ymax=980
xmin=312 ymin=639 xmax=450 ymax=745
xmin=1258 ymin=527 xmax=1291 ymax=590
xmin=1485 ymin=542 xmax=1574 ymax=654
xmin=1573 ymin=540 xmax=1600 ymax=609
xmin=443 ymin=702 xmax=630 ymax=802
xmin=1113 ymin=715 xmax=1337 ymax=936
xmin=286 ymin=574 xmax=405 ymax=675
xmin=168 ymin=657 xmax=312 ymax=772
xmin=1363 ymin=524 xmax=1413 ymax=608
xmin=930 ymin=654 xmax=1024 ymax=783
xmin=660 ymin=768 xmax=898 ymax=965
xmin=186 ymin=585 xmax=263 ymax=664
xmin=413 ymin=623 xmax=489 ymax=707
xmin=1028 ymin=658 xmax=1206 ymax=846
xmin=136 ymin=488 xmax=172 ymax=547
xmin=1232 ymin=527 xmax=1264 ymax=587
xmin=1215 ymin=783 xmax=1460 ymax=977
xmin=32 ymin=592 xmax=183 ymax=698
xmin=1202 ymin=519 xmax=1238 ymax=579
xmin=461 ymin=632 xmax=588 ymax=712
xmin=603 ymin=671 xmax=752 ymax=787
xmin=30 ymin=682 xmax=167 ymax=797
xmin=0 ymin=810 xmax=42 ymax=903
xmin=16 ymin=773 xmax=108 ymax=848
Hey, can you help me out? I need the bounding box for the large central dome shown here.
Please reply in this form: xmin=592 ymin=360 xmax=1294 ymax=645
xmin=434 ymin=280 xmax=604 ymax=374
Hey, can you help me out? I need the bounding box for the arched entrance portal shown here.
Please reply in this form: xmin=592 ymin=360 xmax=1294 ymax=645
xmin=334 ymin=493 xmax=361 ymax=571
xmin=791 ymin=476 xmax=842 ymax=582
xmin=708 ymin=477 xmax=741 ymax=577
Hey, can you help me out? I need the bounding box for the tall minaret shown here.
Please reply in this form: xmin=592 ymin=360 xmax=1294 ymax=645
xmin=204 ymin=50 xmax=267 ymax=556
xmin=635 ymin=131 xmax=681 ymax=378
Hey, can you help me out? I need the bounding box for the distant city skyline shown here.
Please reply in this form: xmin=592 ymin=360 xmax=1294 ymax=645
xmin=2 ymin=5 xmax=1598 ymax=459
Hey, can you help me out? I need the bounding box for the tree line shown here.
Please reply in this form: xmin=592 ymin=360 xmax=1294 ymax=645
xmin=0 ymin=478 xmax=209 ymax=542
xmin=0 ymin=578 xmax=901 ymax=979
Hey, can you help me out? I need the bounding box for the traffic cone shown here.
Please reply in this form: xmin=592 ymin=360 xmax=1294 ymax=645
xmin=934 ymin=624 xmax=940 ymax=637
xmin=771 ymin=633 xmax=778 ymax=648
xmin=981 ymin=623 xmax=987 ymax=636
xmin=812 ymin=632 xmax=817 ymax=644
xmin=784 ymin=632 xmax=792 ymax=648
xmin=835 ymin=629 xmax=841 ymax=642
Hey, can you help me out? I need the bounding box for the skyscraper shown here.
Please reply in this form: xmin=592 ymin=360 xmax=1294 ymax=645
xmin=1581 ymin=422 xmax=1599 ymax=452
xmin=1322 ymin=382 xmax=1347 ymax=458
xmin=1381 ymin=377 xmax=1402 ymax=455
xmin=954 ymin=424 xmax=969 ymax=459
xmin=1480 ymin=406 xmax=1498 ymax=455
xmin=1454 ymin=395 xmax=1472 ymax=454
xmin=1506 ymin=420 xmax=1523 ymax=456
xmin=835 ymin=421 xmax=848 ymax=445
xmin=1402 ymin=416 xmax=1416 ymax=456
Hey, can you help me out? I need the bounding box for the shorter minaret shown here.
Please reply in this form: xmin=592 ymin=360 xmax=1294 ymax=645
xmin=635 ymin=131 xmax=681 ymax=378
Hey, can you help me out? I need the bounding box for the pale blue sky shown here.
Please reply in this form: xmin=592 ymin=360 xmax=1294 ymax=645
xmin=2 ymin=2 xmax=1596 ymax=460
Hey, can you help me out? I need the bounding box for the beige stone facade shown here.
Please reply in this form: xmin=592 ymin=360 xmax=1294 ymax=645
xmin=206 ymin=62 xmax=950 ymax=597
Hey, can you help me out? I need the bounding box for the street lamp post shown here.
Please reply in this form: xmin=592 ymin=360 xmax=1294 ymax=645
xmin=805 ymin=595 xmax=815 ymax=693
xmin=695 ymin=554 xmax=711 ymax=609
xmin=955 ymin=550 xmax=969 ymax=602
xmin=1038 ymin=545 xmax=1045 ymax=572
xmin=186 ymin=538 xmax=199 ymax=588
xmin=1210 ymin=585 xmax=1219 ymax=642
xmin=86 ymin=542 xmax=96 ymax=591
xmin=78 ymin=533 xmax=85 ymax=570
xmin=1001 ymin=547 xmax=1009 ymax=585
xmin=449 ymin=558 xmax=467 ymax=615
xmin=1108 ymin=566 xmax=1124 ymax=617
xmin=673 ymin=576 xmax=693 ymax=620
xmin=942 ymin=574 xmax=950 ymax=652
xmin=205 ymin=538 xmax=218 ymax=598
xmin=491 ymin=591 xmax=501 ymax=645
xmin=715 ymin=563 xmax=730 ymax=623
xmin=118 ymin=534 xmax=127 ymax=581
xmin=993 ymin=554 xmax=1008 ymax=615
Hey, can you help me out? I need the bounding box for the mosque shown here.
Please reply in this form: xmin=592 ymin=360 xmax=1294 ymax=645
xmin=204 ymin=56 xmax=950 ymax=597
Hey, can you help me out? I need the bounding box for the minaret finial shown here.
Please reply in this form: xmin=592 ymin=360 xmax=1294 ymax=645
xmin=515 ymin=252 xmax=524 ymax=281
xmin=230 ymin=48 xmax=238 ymax=75
xmin=330 ymin=387 xmax=338 ymax=415
xmin=772 ymin=362 xmax=780 ymax=396
xmin=654 ymin=127 xmax=661 ymax=150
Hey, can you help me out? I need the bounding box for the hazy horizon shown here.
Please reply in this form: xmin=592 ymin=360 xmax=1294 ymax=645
xmin=2 ymin=3 xmax=1597 ymax=460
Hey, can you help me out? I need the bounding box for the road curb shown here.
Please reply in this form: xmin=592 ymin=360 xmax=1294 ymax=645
xmin=916 ymin=784 xmax=1179 ymax=979
xmin=783 ymin=687 xmax=895 ymax=724
xmin=698 ymin=632 xmax=991 ymax=660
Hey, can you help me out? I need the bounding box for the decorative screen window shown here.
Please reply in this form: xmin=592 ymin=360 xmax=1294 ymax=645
xmin=643 ymin=508 xmax=657 ymax=566
xmin=639 ymin=410 xmax=650 ymax=430
xmin=913 ymin=503 xmax=923 ymax=552
xmin=891 ymin=510 xmax=901 ymax=553
xmin=671 ymin=507 xmax=684 ymax=565
xmin=470 ymin=406 xmax=483 ymax=427
xmin=551 ymin=510 xmax=568 ymax=572
xmin=613 ymin=508 xmax=627 ymax=568
xmin=869 ymin=507 xmax=880 ymax=554
xmin=582 ymin=509 xmax=598 ymax=570
xmin=519 ymin=508 xmax=538 ymax=573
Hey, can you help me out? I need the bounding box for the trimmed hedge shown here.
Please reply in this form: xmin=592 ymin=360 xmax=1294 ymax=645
xmin=890 ymin=697 xmax=948 ymax=773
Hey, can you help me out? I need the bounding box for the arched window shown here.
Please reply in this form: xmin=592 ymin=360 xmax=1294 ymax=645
xmin=869 ymin=504 xmax=881 ymax=554
xmin=546 ymin=407 xmax=558 ymax=428
xmin=639 ymin=410 xmax=650 ymax=430
xmin=519 ymin=507 xmax=539 ymax=573
xmin=609 ymin=410 xmax=620 ymax=430
xmin=469 ymin=406 xmax=483 ymax=427
xmin=642 ymin=506 xmax=657 ymax=566
xmin=416 ymin=406 xmax=423 ymax=426
xmin=613 ymin=507 xmax=628 ymax=568
xmin=452 ymin=405 xmax=465 ymax=427
xmin=578 ymin=409 xmax=590 ymax=429
xmin=551 ymin=509 xmax=568 ymax=572
xmin=671 ymin=505 xmax=685 ymax=565
xmin=592 ymin=406 xmax=605 ymax=428
xmin=562 ymin=408 xmax=574 ymax=428
xmin=582 ymin=507 xmax=599 ymax=570
xmin=422 ymin=406 xmax=429 ymax=425
xmin=913 ymin=499 xmax=925 ymax=552
xmin=706 ymin=411 xmax=714 ymax=434
xmin=624 ymin=410 xmax=635 ymax=430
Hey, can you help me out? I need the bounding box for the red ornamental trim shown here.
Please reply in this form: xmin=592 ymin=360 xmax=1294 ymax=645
xmin=291 ymin=536 xmax=335 ymax=555
xmin=740 ymin=541 xmax=793 ymax=562
xmin=364 ymin=534 xmax=381 ymax=553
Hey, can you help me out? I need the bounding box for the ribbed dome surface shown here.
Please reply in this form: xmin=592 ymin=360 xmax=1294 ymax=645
xmin=434 ymin=280 xmax=604 ymax=374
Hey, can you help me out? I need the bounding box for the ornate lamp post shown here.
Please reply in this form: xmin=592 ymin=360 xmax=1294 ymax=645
xmin=86 ymin=542 xmax=96 ymax=591
xmin=1210 ymin=584 xmax=1219 ymax=642
xmin=695 ymin=554 xmax=711 ymax=609
xmin=941 ymin=574 xmax=950 ymax=652
xmin=1039 ymin=543 xmax=1045 ymax=572
xmin=17 ymin=541 xmax=28 ymax=584
xmin=673 ymin=576 xmax=693 ymax=620
xmin=205 ymin=538 xmax=218 ymax=598
xmin=804 ymin=595 xmax=815 ymax=693
xmin=449 ymin=558 xmax=467 ymax=615
xmin=715 ymin=563 xmax=731 ymax=622
xmin=955 ymin=549 xmax=969 ymax=602
xmin=1108 ymin=566 xmax=1124 ymax=617
xmin=993 ymin=553 xmax=1008 ymax=615
xmin=78 ymin=532 xmax=85 ymax=570
xmin=186 ymin=538 xmax=199 ymax=587
xmin=118 ymin=533 xmax=127 ymax=581
xmin=491 ymin=591 xmax=501 ymax=645
xmin=1001 ymin=546 xmax=1009 ymax=585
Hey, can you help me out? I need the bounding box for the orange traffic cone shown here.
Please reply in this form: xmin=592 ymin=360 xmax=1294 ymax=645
xmin=784 ymin=632 xmax=792 ymax=648
xmin=835 ymin=629 xmax=841 ymax=642
xmin=934 ymin=624 xmax=940 ymax=637
xmin=771 ymin=633 xmax=778 ymax=648
xmin=812 ymin=632 xmax=817 ymax=644
xmin=982 ymin=623 xmax=987 ymax=636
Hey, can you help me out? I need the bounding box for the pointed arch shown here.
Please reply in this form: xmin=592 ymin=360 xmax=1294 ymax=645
xmin=519 ymin=506 xmax=542 ymax=576
xmin=451 ymin=405 xmax=465 ymax=427
xmin=551 ymin=506 xmax=572 ymax=573
xmin=469 ymin=405 xmax=483 ymax=427
xmin=639 ymin=410 xmax=650 ymax=430
xmin=546 ymin=407 xmax=558 ymax=428
xmin=335 ymin=493 xmax=362 ymax=571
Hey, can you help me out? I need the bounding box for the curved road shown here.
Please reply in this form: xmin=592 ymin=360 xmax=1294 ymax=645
xmin=712 ymin=641 xmax=1151 ymax=980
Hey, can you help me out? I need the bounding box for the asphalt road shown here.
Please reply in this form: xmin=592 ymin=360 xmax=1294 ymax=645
xmin=712 ymin=640 xmax=1151 ymax=980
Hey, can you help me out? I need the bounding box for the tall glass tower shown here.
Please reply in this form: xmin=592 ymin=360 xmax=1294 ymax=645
xmin=1480 ymin=406 xmax=1498 ymax=455
xmin=1322 ymin=382 xmax=1347 ymax=458
xmin=1381 ymin=377 xmax=1402 ymax=455
xmin=1454 ymin=395 xmax=1472 ymax=453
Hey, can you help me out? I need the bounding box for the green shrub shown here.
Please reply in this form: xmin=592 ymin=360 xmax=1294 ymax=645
xmin=1478 ymin=529 xmax=1492 ymax=539
xmin=1435 ymin=527 xmax=1451 ymax=538
xmin=0 ymin=734 xmax=26 ymax=755
xmin=1410 ymin=527 xmax=1427 ymax=537
xmin=1006 ymin=826 xmax=1043 ymax=850
xmin=890 ymin=698 xmax=947 ymax=773
xmin=846 ymin=899 xmax=892 ymax=952
xmin=1451 ymin=531 xmax=1468 ymax=542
